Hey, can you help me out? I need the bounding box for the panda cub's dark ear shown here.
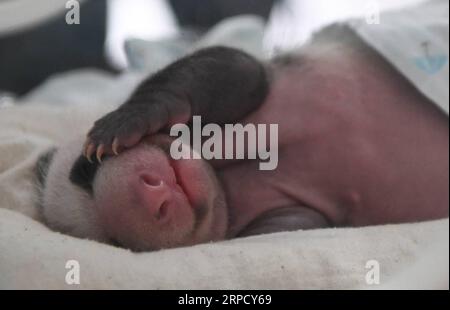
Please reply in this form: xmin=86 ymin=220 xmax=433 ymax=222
xmin=69 ymin=155 xmax=101 ymax=194
xmin=35 ymin=148 xmax=57 ymax=187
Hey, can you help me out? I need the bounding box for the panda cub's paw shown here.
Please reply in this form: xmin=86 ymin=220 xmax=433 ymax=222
xmin=83 ymin=102 xmax=171 ymax=163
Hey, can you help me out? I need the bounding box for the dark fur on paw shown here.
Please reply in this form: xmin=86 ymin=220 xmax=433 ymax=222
xmin=83 ymin=104 xmax=169 ymax=162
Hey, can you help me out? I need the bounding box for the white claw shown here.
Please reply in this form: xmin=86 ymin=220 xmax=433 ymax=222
xmin=86 ymin=144 xmax=95 ymax=164
xmin=96 ymin=145 xmax=105 ymax=163
xmin=112 ymin=138 xmax=120 ymax=156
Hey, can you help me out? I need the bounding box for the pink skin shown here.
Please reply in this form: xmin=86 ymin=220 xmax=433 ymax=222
xmin=221 ymin=41 xmax=449 ymax=234
xmin=93 ymin=135 xmax=227 ymax=251
xmin=86 ymin=39 xmax=448 ymax=250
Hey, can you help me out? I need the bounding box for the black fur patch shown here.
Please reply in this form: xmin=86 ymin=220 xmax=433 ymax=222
xmin=86 ymin=47 xmax=270 ymax=150
xmin=69 ymin=155 xmax=101 ymax=194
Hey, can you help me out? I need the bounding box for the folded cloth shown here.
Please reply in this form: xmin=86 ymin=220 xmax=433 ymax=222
xmin=125 ymin=15 xmax=268 ymax=74
xmin=0 ymin=207 xmax=447 ymax=289
xmin=348 ymin=0 xmax=449 ymax=114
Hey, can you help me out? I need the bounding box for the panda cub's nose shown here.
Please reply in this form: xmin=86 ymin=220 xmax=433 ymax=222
xmin=137 ymin=173 xmax=172 ymax=220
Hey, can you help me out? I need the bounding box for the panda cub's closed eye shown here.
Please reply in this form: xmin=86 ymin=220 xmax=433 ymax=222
xmin=69 ymin=155 xmax=101 ymax=194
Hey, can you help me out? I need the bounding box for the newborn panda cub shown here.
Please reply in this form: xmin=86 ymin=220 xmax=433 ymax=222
xmin=38 ymin=46 xmax=270 ymax=251
xmin=36 ymin=26 xmax=449 ymax=252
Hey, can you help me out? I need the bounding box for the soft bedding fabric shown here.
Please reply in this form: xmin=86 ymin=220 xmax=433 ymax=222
xmin=0 ymin=205 xmax=448 ymax=289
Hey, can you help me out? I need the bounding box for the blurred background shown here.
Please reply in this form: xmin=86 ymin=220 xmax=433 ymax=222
xmin=0 ymin=0 xmax=425 ymax=98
